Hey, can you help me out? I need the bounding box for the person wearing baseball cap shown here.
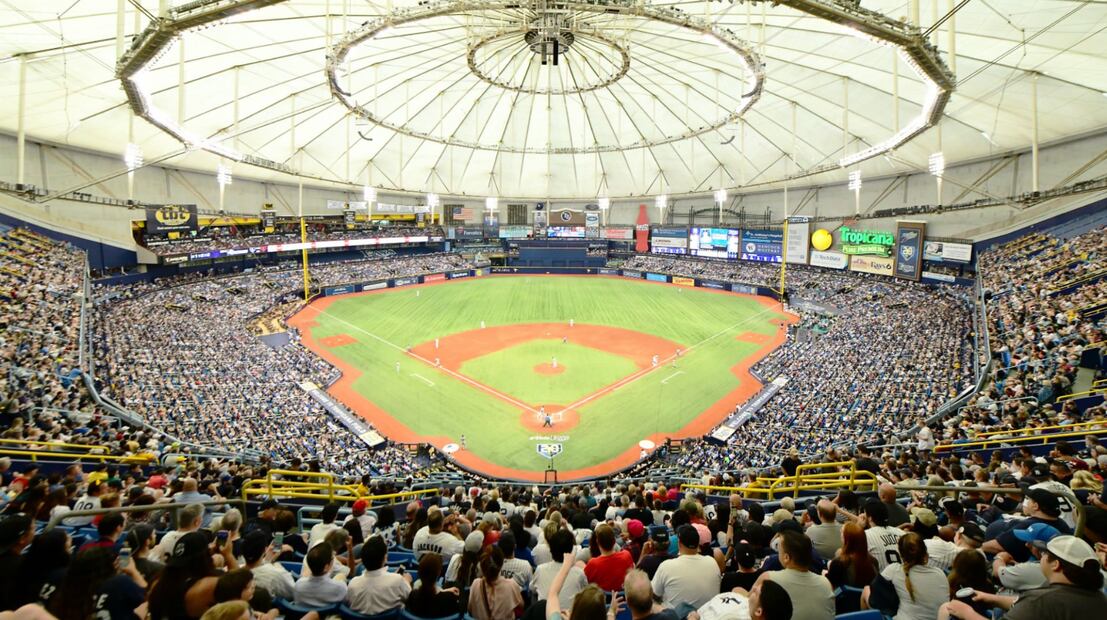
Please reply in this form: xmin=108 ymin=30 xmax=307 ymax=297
xmin=343 ymin=498 xmax=377 ymax=542
xmin=925 ymin=522 xmax=986 ymax=572
xmin=983 ymin=488 xmax=1071 ymax=563
xmin=651 ymin=524 xmax=721 ymax=611
xmin=939 ymin=535 xmax=1106 ymax=620
xmin=988 ymin=522 xmax=1062 ymax=595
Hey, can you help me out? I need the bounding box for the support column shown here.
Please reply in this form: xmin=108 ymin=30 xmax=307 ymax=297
xmin=931 ymin=0 xmax=940 ymax=47
xmin=911 ymin=0 xmax=920 ymax=27
xmin=16 ymin=56 xmax=27 ymax=185
xmin=1031 ymin=72 xmax=1039 ymax=192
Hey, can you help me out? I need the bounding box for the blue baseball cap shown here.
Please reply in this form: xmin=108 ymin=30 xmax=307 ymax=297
xmin=1012 ymin=522 xmax=1061 ymax=544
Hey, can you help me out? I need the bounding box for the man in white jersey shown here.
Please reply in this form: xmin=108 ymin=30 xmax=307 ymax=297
xmin=925 ymin=522 xmax=986 ymax=572
xmin=860 ymin=500 xmax=905 ymax=571
xmin=412 ymin=508 xmax=464 ymax=564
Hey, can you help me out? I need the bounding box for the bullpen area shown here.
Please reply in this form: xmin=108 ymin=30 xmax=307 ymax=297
xmin=289 ymin=275 xmax=794 ymax=480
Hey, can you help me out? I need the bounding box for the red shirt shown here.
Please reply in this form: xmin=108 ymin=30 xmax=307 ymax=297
xmin=584 ymin=550 xmax=634 ymax=591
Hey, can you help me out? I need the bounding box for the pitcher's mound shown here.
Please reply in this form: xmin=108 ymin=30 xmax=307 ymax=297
xmin=533 ymin=363 xmax=566 ymax=375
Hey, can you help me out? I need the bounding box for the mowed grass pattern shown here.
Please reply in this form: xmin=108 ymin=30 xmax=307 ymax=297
xmin=305 ymin=276 xmax=785 ymax=474
xmin=459 ymin=340 xmax=639 ymax=405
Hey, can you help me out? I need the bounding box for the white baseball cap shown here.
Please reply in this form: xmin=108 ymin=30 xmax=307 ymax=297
xmin=1035 ymin=535 xmax=1099 ymax=567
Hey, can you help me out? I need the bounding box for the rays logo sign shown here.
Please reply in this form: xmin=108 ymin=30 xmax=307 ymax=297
xmin=536 ymin=444 xmax=563 ymax=459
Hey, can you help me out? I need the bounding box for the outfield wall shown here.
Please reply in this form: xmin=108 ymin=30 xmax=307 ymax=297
xmin=315 ymin=265 xmax=785 ymax=300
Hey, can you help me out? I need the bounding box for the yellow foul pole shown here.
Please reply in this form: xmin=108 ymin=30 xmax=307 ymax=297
xmin=299 ymin=179 xmax=309 ymax=302
xmin=779 ymin=217 xmax=788 ymax=300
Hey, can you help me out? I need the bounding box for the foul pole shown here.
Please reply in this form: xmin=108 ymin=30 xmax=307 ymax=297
xmin=299 ymin=179 xmax=310 ymax=302
xmin=779 ymin=217 xmax=788 ymax=300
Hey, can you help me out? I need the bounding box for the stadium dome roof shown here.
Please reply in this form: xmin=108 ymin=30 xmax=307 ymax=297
xmin=2 ymin=0 xmax=1106 ymax=200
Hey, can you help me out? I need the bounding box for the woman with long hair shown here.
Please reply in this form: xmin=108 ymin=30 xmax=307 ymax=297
xmin=46 ymin=547 xmax=147 ymax=620
xmin=864 ymin=532 xmax=948 ymax=620
xmin=467 ymin=547 xmax=523 ymax=620
xmin=406 ymin=553 xmax=460 ymax=618
xmin=147 ymin=531 xmax=221 ymax=620
xmin=826 ymin=521 xmax=878 ymax=589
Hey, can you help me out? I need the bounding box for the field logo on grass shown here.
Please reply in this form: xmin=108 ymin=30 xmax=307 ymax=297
xmin=536 ymin=443 xmax=563 ymax=459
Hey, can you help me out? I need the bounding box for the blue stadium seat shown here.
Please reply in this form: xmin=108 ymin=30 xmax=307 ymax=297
xmin=339 ymin=604 xmax=402 ymax=620
xmin=835 ymin=611 xmax=882 ymax=620
xmin=400 ymin=610 xmax=463 ymax=620
xmin=834 ymin=586 xmax=864 ymax=614
xmin=279 ymin=561 xmax=302 ymax=577
xmin=275 ymin=598 xmax=339 ymax=620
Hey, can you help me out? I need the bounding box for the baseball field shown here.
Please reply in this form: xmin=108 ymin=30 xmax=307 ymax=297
xmin=288 ymin=275 xmax=794 ymax=481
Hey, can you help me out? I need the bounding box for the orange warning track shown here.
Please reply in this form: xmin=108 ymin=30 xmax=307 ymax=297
xmin=289 ymin=275 xmax=796 ymax=481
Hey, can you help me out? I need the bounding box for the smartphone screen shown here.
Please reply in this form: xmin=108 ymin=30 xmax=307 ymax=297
xmin=273 ymin=532 xmax=284 ymax=549
xmin=119 ymin=546 xmax=131 ymax=568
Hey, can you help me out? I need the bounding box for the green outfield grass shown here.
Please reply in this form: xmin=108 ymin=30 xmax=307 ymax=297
xmin=459 ymin=340 xmax=639 ymax=405
xmin=302 ymin=275 xmax=788 ymax=476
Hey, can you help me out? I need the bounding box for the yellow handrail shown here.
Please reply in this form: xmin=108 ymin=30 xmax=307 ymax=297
xmin=0 ymin=448 xmax=153 ymax=465
xmin=964 ymin=420 xmax=1105 ymax=440
xmin=1057 ymin=386 xmax=1107 ymax=403
xmin=934 ymin=427 xmax=1107 ymax=452
xmin=0 ymin=438 xmax=120 ymax=452
xmin=1048 ymin=266 xmax=1107 ymax=293
xmin=681 ymin=461 xmax=877 ymax=500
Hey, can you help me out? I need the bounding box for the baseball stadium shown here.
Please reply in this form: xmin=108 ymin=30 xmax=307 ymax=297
xmin=1 ymin=2 xmax=1106 ymax=620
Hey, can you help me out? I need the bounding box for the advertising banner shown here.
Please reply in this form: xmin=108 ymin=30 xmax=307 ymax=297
xmin=645 ymin=273 xmax=669 ymax=283
xmin=650 ymin=236 xmax=688 ymax=249
xmin=447 ymin=270 xmax=471 ymax=279
xmin=547 ymin=226 xmax=587 ymax=238
xmin=326 ymin=199 xmax=345 ymax=210
xmin=163 ymin=254 xmax=188 ymax=265
xmin=689 ymin=227 xmax=740 ymax=259
xmin=533 ymin=203 xmax=548 ymax=237
xmin=740 ymin=229 xmax=784 ymax=262
xmin=809 ymin=250 xmax=848 ymax=270
xmin=585 ymin=212 xmax=601 ymax=238
xmin=894 ymin=221 xmax=926 ymax=281
xmin=376 ymin=203 xmax=429 ymax=214
xmin=552 ymin=208 xmax=584 ymax=225
xmin=604 ymin=227 xmax=634 ymax=240
xmin=146 ymin=204 xmax=198 ymax=234
xmin=731 ymin=283 xmax=757 ymax=295
xmin=700 ymin=280 xmax=727 ymax=289
xmin=359 ymin=281 xmax=388 ymax=291
xmin=260 ymin=209 xmax=276 ymax=232
xmin=423 ymin=273 xmax=446 ymax=283
xmin=323 ymin=284 xmax=355 ymax=296
xmin=498 ymin=225 xmax=530 ymax=238
xmin=839 ymin=226 xmax=894 ymax=256
xmin=343 ymin=209 xmax=356 ymax=227
xmin=850 ymin=255 xmax=895 ymax=276
xmin=785 ymin=217 xmax=810 ymax=264
xmin=635 ymin=205 xmax=650 ymax=253
xmin=922 ymin=271 xmax=956 ymax=283
xmin=302 ymin=383 xmax=385 ymax=448
xmin=924 ymin=240 xmax=973 ymax=263
xmin=672 ymin=276 xmax=695 ymax=287
xmin=622 ymin=269 xmax=643 ymax=279
xmin=598 ymin=268 xmax=620 ymax=275
xmin=483 ymin=211 xmax=500 ymax=239
xmin=393 ymin=276 xmax=420 ymax=287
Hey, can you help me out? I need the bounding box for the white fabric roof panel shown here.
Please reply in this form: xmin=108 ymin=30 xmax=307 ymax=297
xmin=0 ymin=0 xmax=1104 ymax=200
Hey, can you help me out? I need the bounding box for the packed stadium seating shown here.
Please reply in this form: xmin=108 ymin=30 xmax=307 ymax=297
xmin=1 ymin=224 xmax=1106 ymax=620
xmin=143 ymin=227 xmax=445 ymax=257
